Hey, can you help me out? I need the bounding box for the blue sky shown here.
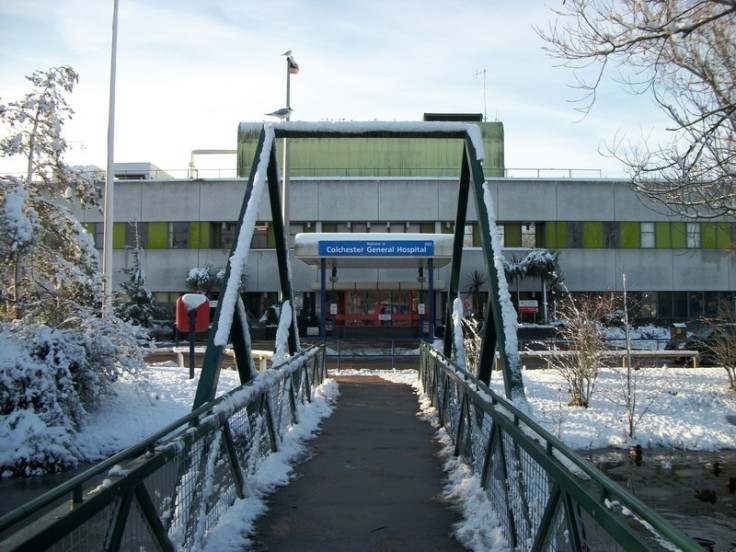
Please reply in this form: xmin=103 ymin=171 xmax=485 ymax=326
xmin=0 ymin=0 xmax=670 ymax=177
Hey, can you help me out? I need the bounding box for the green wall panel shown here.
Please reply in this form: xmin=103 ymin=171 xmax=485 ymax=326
xmin=148 ymin=222 xmax=168 ymax=249
xmin=237 ymin=122 xmax=504 ymax=178
xmin=655 ymin=222 xmax=671 ymax=249
xmin=671 ymin=222 xmax=686 ymax=248
xmin=717 ymin=222 xmax=731 ymax=248
xmin=619 ymin=222 xmax=640 ymax=248
xmin=113 ymin=222 xmax=125 ymax=249
xmin=583 ymin=221 xmax=603 ymax=248
xmin=702 ymin=222 xmax=717 ymax=249
xmin=190 ymin=222 xmax=210 ymax=249
xmin=505 ymin=223 xmax=521 ymax=247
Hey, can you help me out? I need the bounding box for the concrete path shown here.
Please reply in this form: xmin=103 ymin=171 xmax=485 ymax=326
xmin=251 ymin=375 xmax=467 ymax=551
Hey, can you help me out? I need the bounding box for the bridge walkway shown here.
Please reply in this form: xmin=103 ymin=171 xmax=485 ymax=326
xmin=251 ymin=374 xmax=467 ymax=551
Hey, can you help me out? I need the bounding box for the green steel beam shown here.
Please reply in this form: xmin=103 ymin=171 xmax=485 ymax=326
xmin=192 ymin=129 xmax=268 ymax=409
xmin=464 ymin=134 xmax=523 ymax=399
xmin=266 ymin=143 xmax=298 ymax=354
xmin=443 ymin=146 xmax=471 ymax=358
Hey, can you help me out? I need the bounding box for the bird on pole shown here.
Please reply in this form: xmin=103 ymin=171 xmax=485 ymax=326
xmin=265 ymin=107 xmax=294 ymax=119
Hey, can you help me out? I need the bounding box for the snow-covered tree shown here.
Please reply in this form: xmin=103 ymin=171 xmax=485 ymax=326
xmin=537 ymin=1 xmax=736 ymax=218
xmin=1 ymin=66 xmax=102 ymax=323
xmin=114 ymin=222 xmax=155 ymax=328
xmin=185 ymin=264 xmax=218 ymax=295
xmin=185 ymin=265 xmax=247 ymax=295
xmin=0 ymin=67 xmax=145 ymax=476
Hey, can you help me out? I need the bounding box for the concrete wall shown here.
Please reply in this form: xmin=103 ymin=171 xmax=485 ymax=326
xmin=74 ymin=176 xmax=735 ymax=295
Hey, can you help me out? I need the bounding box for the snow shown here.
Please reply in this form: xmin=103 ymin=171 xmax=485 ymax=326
xmin=181 ymin=293 xmax=208 ymax=310
xmin=452 ymin=297 xmax=467 ymax=369
xmin=4 ymin=356 xmax=735 ymax=549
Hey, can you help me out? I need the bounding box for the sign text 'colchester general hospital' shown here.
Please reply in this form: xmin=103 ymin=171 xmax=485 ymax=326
xmin=318 ymin=240 xmax=435 ymax=257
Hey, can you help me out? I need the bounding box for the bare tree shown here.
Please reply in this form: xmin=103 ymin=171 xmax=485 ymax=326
xmin=537 ymin=1 xmax=736 ymax=219
xmin=551 ymin=291 xmax=615 ymax=407
xmin=700 ymin=304 xmax=736 ymax=390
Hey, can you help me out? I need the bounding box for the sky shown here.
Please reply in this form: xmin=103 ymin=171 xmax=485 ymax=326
xmin=0 ymin=0 xmax=673 ymax=178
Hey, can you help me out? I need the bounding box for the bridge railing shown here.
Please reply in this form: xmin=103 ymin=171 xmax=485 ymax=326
xmin=419 ymin=343 xmax=702 ymax=552
xmin=0 ymin=344 xmax=326 ymax=552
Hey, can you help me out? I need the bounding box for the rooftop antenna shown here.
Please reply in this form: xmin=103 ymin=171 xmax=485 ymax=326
xmin=475 ymin=68 xmax=487 ymax=122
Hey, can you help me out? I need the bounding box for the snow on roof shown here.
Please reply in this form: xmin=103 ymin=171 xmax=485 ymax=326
xmin=253 ymin=120 xmax=486 ymax=162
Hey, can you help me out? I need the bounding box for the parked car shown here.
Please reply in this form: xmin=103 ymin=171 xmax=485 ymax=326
xmin=665 ymin=323 xmax=736 ymax=365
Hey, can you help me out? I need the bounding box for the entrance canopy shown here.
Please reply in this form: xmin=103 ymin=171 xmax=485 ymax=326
xmin=294 ymin=232 xmax=454 ymax=269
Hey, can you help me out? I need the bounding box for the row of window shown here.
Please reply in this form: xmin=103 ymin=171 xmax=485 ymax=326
xmin=86 ymin=220 xmax=735 ymax=251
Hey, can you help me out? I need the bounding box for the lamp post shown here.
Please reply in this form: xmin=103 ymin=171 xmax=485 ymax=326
xmin=281 ymin=51 xmax=298 ymax=233
xmin=102 ymin=0 xmax=119 ymax=315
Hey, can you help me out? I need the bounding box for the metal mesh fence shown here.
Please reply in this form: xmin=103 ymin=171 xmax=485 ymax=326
xmin=0 ymin=345 xmax=326 ymax=552
xmin=419 ymin=344 xmax=702 ymax=552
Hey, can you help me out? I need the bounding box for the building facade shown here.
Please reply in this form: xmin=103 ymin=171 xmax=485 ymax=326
xmin=74 ymin=117 xmax=736 ymax=334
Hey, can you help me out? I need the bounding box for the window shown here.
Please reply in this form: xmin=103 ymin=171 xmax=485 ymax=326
xmin=289 ymin=222 xmax=312 ymax=247
xmin=463 ymin=224 xmax=474 ymax=247
xmin=566 ymin=222 xmax=583 ymax=248
xmin=641 ymin=222 xmax=655 ymax=248
xmin=251 ymin=222 xmax=269 ymax=249
xmin=496 ymin=224 xmax=505 ymax=246
xmin=168 ymin=222 xmax=189 ymax=248
xmin=686 ymin=222 xmax=701 ymax=248
xmin=125 ymin=222 xmax=147 ymax=248
xmin=640 ymin=292 xmax=657 ymax=319
xmin=215 ymin=222 xmax=236 ymax=249
xmin=603 ymin=222 xmax=620 ymax=248
xmin=521 ymin=222 xmax=536 ymax=248
xmin=351 ymin=222 xmax=368 ymax=233
xmin=93 ymin=223 xmax=104 ymax=249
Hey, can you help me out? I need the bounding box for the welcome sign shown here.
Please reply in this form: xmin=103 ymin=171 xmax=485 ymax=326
xmin=318 ymin=239 xmax=434 ymax=257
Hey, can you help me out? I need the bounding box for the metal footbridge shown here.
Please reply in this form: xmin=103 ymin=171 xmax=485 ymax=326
xmin=0 ymin=123 xmax=704 ymax=551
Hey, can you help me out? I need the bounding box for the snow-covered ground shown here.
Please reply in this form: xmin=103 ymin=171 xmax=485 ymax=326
xmin=56 ymin=357 xmax=735 ymax=551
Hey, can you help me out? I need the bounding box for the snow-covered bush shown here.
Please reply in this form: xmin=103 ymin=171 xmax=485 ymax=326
xmin=0 ymin=66 xmax=147 ymax=476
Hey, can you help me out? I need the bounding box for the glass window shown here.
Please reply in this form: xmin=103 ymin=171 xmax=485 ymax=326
xmin=640 ymin=291 xmax=657 ymax=319
xmin=603 ymin=222 xmax=620 ymax=248
xmin=352 ymin=222 xmax=368 ymax=233
xmin=218 ymin=222 xmax=236 ymax=249
xmin=688 ymin=291 xmax=703 ymax=317
xmin=125 ymin=222 xmax=147 ymax=248
xmin=93 ymin=222 xmax=104 ymax=249
xmin=521 ymin=222 xmax=536 ymax=248
xmin=641 ymin=222 xmax=655 ymax=248
xmin=463 ymin=224 xmax=473 ymax=247
xmin=686 ymin=222 xmax=701 ymax=248
xmin=336 ymin=223 xmax=351 ymax=233
xmin=673 ymin=292 xmax=688 ymax=318
xmin=406 ymin=223 xmax=420 ymax=233
xmin=496 ymin=224 xmax=505 ymax=246
xmin=658 ymin=291 xmax=673 ymax=318
xmin=567 ymin=222 xmax=583 ymax=248
xmin=251 ymin=222 xmax=269 ymax=249
xmin=169 ymin=222 xmax=189 ymax=249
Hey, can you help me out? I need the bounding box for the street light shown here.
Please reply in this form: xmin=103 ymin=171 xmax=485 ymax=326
xmin=102 ymin=0 xmax=119 ymax=315
xmin=281 ymin=50 xmax=298 ymax=229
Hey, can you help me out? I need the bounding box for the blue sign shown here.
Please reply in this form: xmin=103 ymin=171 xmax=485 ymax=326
xmin=318 ymin=240 xmax=434 ymax=257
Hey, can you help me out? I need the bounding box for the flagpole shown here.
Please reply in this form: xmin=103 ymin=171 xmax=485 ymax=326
xmin=102 ymin=0 xmax=119 ymax=315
